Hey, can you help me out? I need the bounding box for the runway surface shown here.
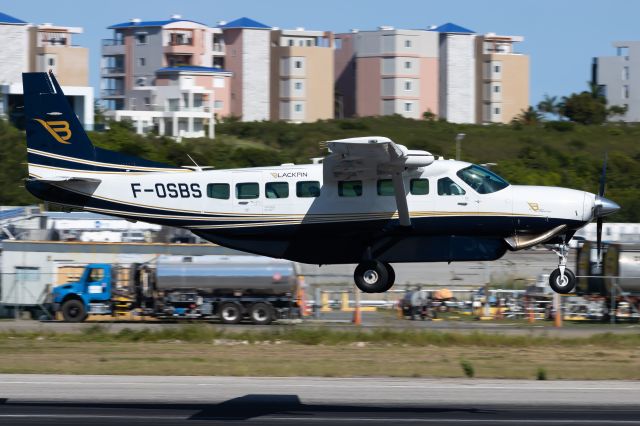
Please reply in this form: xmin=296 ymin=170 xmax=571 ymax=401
xmin=1 ymin=375 xmax=639 ymax=425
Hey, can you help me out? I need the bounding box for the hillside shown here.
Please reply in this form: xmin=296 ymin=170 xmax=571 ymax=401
xmin=3 ymin=116 xmax=639 ymax=221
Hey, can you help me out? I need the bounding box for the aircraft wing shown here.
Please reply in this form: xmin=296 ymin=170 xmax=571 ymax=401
xmin=322 ymin=136 xmax=434 ymax=227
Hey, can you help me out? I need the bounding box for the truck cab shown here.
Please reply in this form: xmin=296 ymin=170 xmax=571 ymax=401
xmin=52 ymin=263 xmax=114 ymax=322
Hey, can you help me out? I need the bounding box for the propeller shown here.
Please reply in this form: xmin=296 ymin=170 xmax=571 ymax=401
xmin=596 ymin=152 xmax=607 ymax=264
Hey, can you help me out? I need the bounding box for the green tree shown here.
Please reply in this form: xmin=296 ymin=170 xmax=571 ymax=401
xmin=559 ymin=91 xmax=607 ymax=125
xmin=537 ymin=94 xmax=560 ymax=119
xmin=511 ymin=106 xmax=543 ymax=126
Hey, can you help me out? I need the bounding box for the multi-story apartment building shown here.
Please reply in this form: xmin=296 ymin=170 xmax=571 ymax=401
xmin=101 ymin=15 xmax=230 ymax=138
xmin=0 ymin=12 xmax=93 ymax=128
xmin=335 ymin=22 xmax=528 ymax=124
xmin=593 ymin=41 xmax=640 ymax=122
xmin=335 ymin=27 xmax=439 ymax=120
xmin=270 ymin=28 xmax=334 ymax=122
xmin=475 ymin=33 xmax=528 ymax=124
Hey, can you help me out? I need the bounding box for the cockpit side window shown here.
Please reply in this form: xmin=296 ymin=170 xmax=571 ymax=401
xmin=456 ymin=165 xmax=509 ymax=194
xmin=437 ymin=177 xmax=465 ymax=196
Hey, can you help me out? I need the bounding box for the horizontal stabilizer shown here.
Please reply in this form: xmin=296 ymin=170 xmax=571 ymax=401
xmin=30 ymin=176 xmax=102 ymax=184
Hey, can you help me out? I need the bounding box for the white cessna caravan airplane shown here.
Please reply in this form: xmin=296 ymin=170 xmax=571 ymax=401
xmin=23 ymin=72 xmax=620 ymax=294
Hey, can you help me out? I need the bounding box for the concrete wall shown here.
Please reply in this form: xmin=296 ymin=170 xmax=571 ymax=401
xmin=439 ymin=33 xmax=476 ymax=123
xmin=334 ymin=34 xmax=356 ymax=118
xmin=241 ymin=29 xmax=270 ymax=121
xmin=0 ymin=24 xmax=27 ymax=85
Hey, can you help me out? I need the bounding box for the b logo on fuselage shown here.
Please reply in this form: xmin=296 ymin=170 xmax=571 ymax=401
xmin=34 ymin=119 xmax=72 ymax=144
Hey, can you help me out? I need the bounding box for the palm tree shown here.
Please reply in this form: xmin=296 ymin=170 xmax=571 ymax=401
xmin=512 ymin=106 xmax=543 ymax=126
xmin=537 ymin=94 xmax=559 ymax=119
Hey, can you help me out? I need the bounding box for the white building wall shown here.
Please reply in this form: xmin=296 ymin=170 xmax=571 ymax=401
xmin=439 ymin=33 xmax=476 ymax=123
xmin=242 ymin=29 xmax=270 ymax=121
xmin=0 ymin=24 xmax=27 ymax=85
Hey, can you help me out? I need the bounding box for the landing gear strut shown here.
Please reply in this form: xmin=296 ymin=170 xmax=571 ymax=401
xmin=549 ymin=243 xmax=576 ymax=294
xmin=354 ymin=260 xmax=395 ymax=293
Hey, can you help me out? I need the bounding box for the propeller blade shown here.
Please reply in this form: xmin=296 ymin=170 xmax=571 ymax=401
xmin=596 ymin=217 xmax=603 ymax=263
xmin=599 ymin=152 xmax=608 ymax=197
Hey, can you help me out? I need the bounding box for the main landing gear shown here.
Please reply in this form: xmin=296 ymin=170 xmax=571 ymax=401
xmin=354 ymin=260 xmax=395 ymax=293
xmin=549 ymin=243 xmax=576 ymax=294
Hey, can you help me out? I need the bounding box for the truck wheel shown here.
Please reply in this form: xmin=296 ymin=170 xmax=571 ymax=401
xmin=219 ymin=302 xmax=242 ymax=324
xmin=250 ymin=303 xmax=274 ymax=325
xmin=61 ymin=300 xmax=87 ymax=322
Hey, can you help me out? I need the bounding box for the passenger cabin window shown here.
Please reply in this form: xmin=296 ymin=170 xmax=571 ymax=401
xmin=377 ymin=179 xmax=394 ymax=196
xmin=410 ymin=179 xmax=429 ymax=195
xmin=297 ymin=181 xmax=321 ymax=197
xmin=437 ymin=177 xmax=465 ymax=196
xmin=265 ymin=182 xmax=289 ymax=199
xmin=339 ymin=180 xmax=363 ymax=197
xmin=236 ymin=182 xmax=259 ymax=199
xmin=207 ymin=183 xmax=230 ymax=199
xmin=456 ymin=165 xmax=510 ymax=194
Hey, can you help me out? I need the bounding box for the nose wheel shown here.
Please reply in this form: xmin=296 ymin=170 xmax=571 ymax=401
xmin=549 ymin=243 xmax=576 ymax=294
xmin=354 ymin=261 xmax=395 ymax=293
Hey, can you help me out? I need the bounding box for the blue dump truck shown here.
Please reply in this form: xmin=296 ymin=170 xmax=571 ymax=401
xmin=52 ymin=255 xmax=302 ymax=324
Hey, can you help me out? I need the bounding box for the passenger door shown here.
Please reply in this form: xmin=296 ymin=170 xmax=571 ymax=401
xmin=434 ymin=176 xmax=479 ymax=233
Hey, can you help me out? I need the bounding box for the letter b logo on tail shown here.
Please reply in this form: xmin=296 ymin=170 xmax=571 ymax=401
xmin=34 ymin=119 xmax=72 ymax=144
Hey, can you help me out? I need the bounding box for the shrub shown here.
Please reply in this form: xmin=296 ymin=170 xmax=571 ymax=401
xmin=460 ymin=359 xmax=475 ymax=378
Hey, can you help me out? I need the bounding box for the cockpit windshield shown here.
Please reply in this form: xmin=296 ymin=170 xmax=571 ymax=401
xmin=456 ymin=165 xmax=510 ymax=194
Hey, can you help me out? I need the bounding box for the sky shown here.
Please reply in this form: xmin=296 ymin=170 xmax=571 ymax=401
xmin=3 ymin=0 xmax=639 ymax=106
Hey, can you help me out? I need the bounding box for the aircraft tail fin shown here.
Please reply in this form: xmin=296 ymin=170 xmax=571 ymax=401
xmin=23 ymin=71 xmax=182 ymax=174
xmin=23 ymin=71 xmax=96 ymax=165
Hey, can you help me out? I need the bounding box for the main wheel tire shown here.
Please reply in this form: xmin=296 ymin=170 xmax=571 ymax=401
xmin=250 ymin=302 xmax=274 ymax=325
xmin=354 ymin=260 xmax=389 ymax=293
xmin=549 ymin=268 xmax=577 ymax=294
xmin=382 ymin=263 xmax=396 ymax=292
xmin=219 ymin=302 xmax=243 ymax=324
xmin=61 ymin=299 xmax=87 ymax=323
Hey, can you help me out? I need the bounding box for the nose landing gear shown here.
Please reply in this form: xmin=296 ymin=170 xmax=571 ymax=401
xmin=354 ymin=260 xmax=395 ymax=293
xmin=549 ymin=243 xmax=576 ymax=294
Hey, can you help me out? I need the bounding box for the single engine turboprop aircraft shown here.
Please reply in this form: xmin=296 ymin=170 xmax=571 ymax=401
xmin=23 ymin=72 xmax=620 ymax=294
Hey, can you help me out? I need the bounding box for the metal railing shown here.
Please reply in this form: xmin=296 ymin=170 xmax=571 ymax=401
xmin=102 ymin=39 xmax=125 ymax=47
xmin=102 ymin=66 xmax=125 ymax=74
xmin=101 ymin=89 xmax=125 ymax=97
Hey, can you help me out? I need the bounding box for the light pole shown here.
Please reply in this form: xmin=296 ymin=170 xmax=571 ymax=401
xmin=455 ymin=133 xmax=466 ymax=161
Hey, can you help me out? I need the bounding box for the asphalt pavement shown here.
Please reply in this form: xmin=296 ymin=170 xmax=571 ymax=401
xmin=1 ymin=375 xmax=639 ymax=425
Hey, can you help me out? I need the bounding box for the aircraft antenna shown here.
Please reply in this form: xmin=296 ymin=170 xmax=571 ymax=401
xmin=186 ymin=154 xmax=202 ymax=172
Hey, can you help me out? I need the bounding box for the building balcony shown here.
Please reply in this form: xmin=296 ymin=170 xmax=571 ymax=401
xmin=164 ymin=44 xmax=197 ymax=55
xmin=102 ymin=39 xmax=125 ymax=56
xmin=101 ymin=88 xmax=125 ymax=97
xmin=101 ymin=66 xmax=125 ymax=75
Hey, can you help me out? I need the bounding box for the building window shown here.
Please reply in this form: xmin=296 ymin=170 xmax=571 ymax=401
xmin=214 ymin=100 xmax=223 ymax=109
xmin=294 ymin=82 xmax=303 ymax=90
xmin=207 ymin=183 xmax=230 ymax=199
xmin=494 ymin=64 xmax=501 ymax=73
xmin=294 ymin=103 xmax=303 ymax=112
xmin=296 ymin=181 xmax=321 ymax=197
xmin=135 ymin=33 xmax=147 ymax=45
xmin=335 ymin=38 xmax=343 ymax=49
xmin=236 ymin=182 xmax=259 ymax=199
xmin=404 ymin=102 xmax=413 ymax=112
xmin=288 ymin=39 xmax=294 ymax=46
xmin=404 ymin=81 xmax=412 ymax=91
xmin=48 ymin=58 xmax=55 ymax=66
xmin=295 ymin=60 xmax=303 ymax=69
xmin=623 ymin=66 xmax=630 ymax=80
xmin=338 ymin=180 xmax=363 ymax=197
xmin=493 ymin=85 xmax=501 ymax=93
xmin=618 ymin=46 xmax=629 ymax=57
xmin=623 ymin=85 xmax=630 ymax=99
xmin=404 ymin=61 xmax=412 ymax=69
xmin=306 ymin=39 xmax=313 ymax=46
xmin=405 ymin=40 xmax=412 ymax=48
xmin=139 ymin=57 xmax=146 ymax=66
xmin=494 ymin=107 xmax=501 ymax=115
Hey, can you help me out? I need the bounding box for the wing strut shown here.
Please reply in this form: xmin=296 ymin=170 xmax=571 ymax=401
xmin=392 ymin=172 xmax=411 ymax=227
